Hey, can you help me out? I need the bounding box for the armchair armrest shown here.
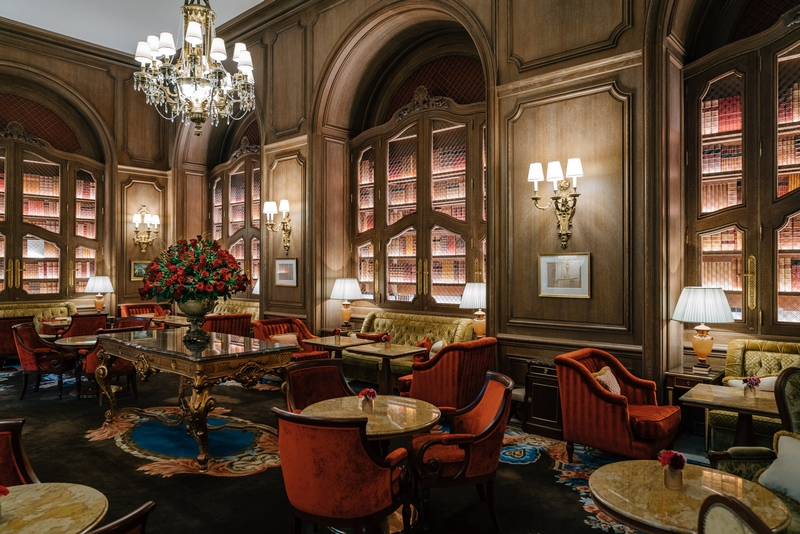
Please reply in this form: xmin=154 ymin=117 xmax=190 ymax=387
xmin=708 ymin=447 xmax=776 ymax=481
xmin=441 ymin=433 xmax=473 ymax=445
xmin=385 ymin=447 xmax=408 ymax=468
xmin=601 ymin=356 xmax=657 ymax=404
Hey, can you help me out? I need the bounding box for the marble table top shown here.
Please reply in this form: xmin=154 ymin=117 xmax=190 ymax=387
xmin=679 ymin=383 xmax=778 ymax=418
xmin=0 ymin=482 xmax=108 ymax=534
xmin=302 ymin=395 xmax=441 ymax=440
xmin=54 ymin=335 xmax=98 ymax=348
xmin=303 ymin=336 xmax=375 ymax=350
xmin=589 ymin=460 xmax=790 ymax=533
xmin=345 ymin=343 xmax=428 ymax=359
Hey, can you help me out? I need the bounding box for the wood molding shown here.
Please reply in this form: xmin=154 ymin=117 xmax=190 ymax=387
xmin=270 ymin=20 xmax=307 ymax=137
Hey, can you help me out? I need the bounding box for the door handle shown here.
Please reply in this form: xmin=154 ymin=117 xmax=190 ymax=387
xmin=69 ymin=260 xmax=74 ymax=288
xmin=746 ymin=254 xmax=756 ymax=310
xmin=417 ymin=259 xmax=422 ymax=295
xmin=423 ymin=259 xmax=429 ymax=296
xmin=15 ymin=259 xmax=21 ymax=289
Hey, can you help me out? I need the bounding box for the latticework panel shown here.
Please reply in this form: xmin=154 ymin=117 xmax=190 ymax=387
xmin=21 ymin=153 xmax=60 ymax=234
xmin=21 ymin=234 xmax=60 ymax=295
xmin=0 ymin=94 xmax=81 ymax=153
xmin=386 ymin=227 xmax=417 ymax=302
xmin=357 ymin=242 xmax=375 ymax=299
xmin=387 ymin=125 xmax=418 ymax=226
xmin=229 ymin=170 xmax=246 ymax=236
xmin=430 ymin=226 xmax=466 ymax=305
xmin=701 ymin=227 xmax=744 ymax=319
xmin=358 ymin=147 xmax=375 ymax=233
xmin=778 ymin=212 xmax=800 ymax=323
xmin=431 ymin=120 xmax=466 ymax=222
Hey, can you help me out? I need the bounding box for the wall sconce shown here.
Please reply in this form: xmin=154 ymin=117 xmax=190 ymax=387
xmin=85 ymin=275 xmax=114 ymax=312
xmin=529 ymin=158 xmax=583 ymax=249
xmin=264 ymin=200 xmax=291 ymax=256
xmin=132 ymin=205 xmax=160 ymax=253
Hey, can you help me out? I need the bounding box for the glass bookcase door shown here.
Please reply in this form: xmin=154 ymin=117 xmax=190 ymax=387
xmin=700 ymin=227 xmax=744 ymax=320
xmin=21 ymin=234 xmax=59 ymax=295
xmin=387 ymin=125 xmax=417 ymax=226
xmin=74 ymin=245 xmax=96 ymax=293
xmin=431 ymin=120 xmax=466 ymax=222
xmin=229 ymin=163 xmax=246 ymax=236
xmin=777 ymin=212 xmax=800 ymax=322
xmin=430 ymin=226 xmax=466 ymax=304
xmin=22 ymin=151 xmax=61 ymax=234
xmin=212 ymin=178 xmax=223 ymax=240
xmin=357 ymin=242 xmax=375 ymax=299
xmin=230 ymin=238 xmax=245 ymax=272
xmin=0 ymin=233 xmax=5 ymax=293
xmin=700 ymin=73 xmax=743 ymax=214
xmin=778 ymin=42 xmax=800 ymax=198
xmin=358 ymin=147 xmax=376 ymax=234
xmin=482 ymin=125 xmax=487 ymax=222
xmin=252 ymin=165 xmax=261 ymax=230
xmin=75 ymin=169 xmax=97 ymax=239
xmin=0 ymin=147 xmax=5 ymax=223
xmin=386 ymin=227 xmax=417 ymax=302
xmin=251 ymin=237 xmax=260 ymax=295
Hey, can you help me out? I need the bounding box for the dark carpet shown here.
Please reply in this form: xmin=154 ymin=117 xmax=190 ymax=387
xmin=0 ymin=364 xmax=643 ymax=534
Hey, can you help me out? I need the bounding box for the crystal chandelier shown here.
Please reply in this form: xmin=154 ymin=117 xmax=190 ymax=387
xmin=133 ymin=0 xmax=255 ymax=136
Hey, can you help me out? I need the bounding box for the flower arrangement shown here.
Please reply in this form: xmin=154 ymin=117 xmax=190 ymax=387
xmin=333 ymin=328 xmax=342 ymax=336
xmin=658 ymin=450 xmax=686 ymax=471
xmin=0 ymin=484 xmax=8 ymax=497
xmin=381 ymin=334 xmax=391 ymax=343
xmin=745 ymin=375 xmax=761 ymax=389
xmin=358 ymin=388 xmax=377 ymax=400
xmin=138 ymin=236 xmax=250 ymax=303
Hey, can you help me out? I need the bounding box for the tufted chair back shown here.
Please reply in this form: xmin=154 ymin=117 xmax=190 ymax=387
xmin=202 ymin=313 xmax=252 ymax=337
xmin=252 ymin=318 xmax=318 ymax=352
xmin=723 ymin=340 xmax=800 ymax=384
xmin=284 ymin=359 xmax=356 ymax=412
xmin=61 ymin=313 xmax=107 ymax=338
xmin=361 ymin=311 xmax=473 ymax=346
xmin=118 ymin=303 xmax=170 ymax=317
xmin=0 ymin=418 xmax=40 ymax=486
xmin=776 ymin=366 xmax=800 ymax=433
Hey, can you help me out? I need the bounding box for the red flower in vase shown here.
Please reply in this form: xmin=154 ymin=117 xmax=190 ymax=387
xmin=658 ymin=450 xmax=686 ymax=470
xmin=358 ymin=388 xmax=377 ymax=400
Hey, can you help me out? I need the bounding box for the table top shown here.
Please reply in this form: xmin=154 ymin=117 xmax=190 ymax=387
xmin=303 ymin=336 xmax=375 ymax=349
xmin=678 ymin=383 xmax=778 ymax=418
xmin=42 ymin=317 xmax=72 ymax=327
xmin=302 ymin=395 xmax=441 ymax=440
xmin=665 ymin=366 xmax=725 ymax=381
xmin=0 ymin=482 xmax=108 ymax=534
xmin=150 ymin=315 xmax=190 ymax=327
xmin=589 ymin=460 xmax=790 ymax=534
xmin=54 ymin=335 xmax=98 ymax=347
xmin=345 ymin=343 xmax=427 ymax=359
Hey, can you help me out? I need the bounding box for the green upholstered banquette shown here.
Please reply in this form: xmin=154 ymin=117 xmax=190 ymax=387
xmin=0 ymin=302 xmax=77 ymax=333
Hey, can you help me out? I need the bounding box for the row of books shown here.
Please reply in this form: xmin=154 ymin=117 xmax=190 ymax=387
xmin=777 ymin=135 xmax=800 ymax=166
xmin=387 ymin=261 xmax=416 ymax=283
xmin=23 ymin=198 xmax=60 ymax=217
xmin=388 ymin=207 xmax=416 ymax=225
xmin=359 ymin=212 xmax=375 ymax=233
xmin=778 ymin=173 xmax=800 ymax=197
xmin=432 ymin=147 xmax=466 ymax=173
xmin=388 ymin=154 xmax=417 ymax=180
xmin=76 ymin=202 xmax=96 ymax=219
xmin=75 ymin=222 xmax=96 ymax=239
xmin=701 ymin=181 xmax=741 ymax=213
xmin=432 ymin=178 xmax=466 ymax=201
xmin=22 ymin=173 xmax=60 ymax=197
xmin=777 ymin=257 xmax=800 ymax=292
xmin=701 ymin=96 xmax=742 ymax=135
xmin=701 ymin=257 xmax=743 ymax=291
xmin=431 ymin=233 xmax=466 ymax=255
xmin=75 ymin=247 xmax=96 ymax=258
xmin=22 ymin=281 xmax=59 ymax=294
xmin=229 ymin=241 xmax=246 ymax=258
xmin=431 ymin=259 xmax=466 ymax=283
xmin=229 ymin=221 xmax=246 ymax=234
xmin=702 ymin=229 xmax=742 ymax=252
xmin=24 ymin=218 xmax=60 ymax=233
xmin=359 ymin=159 xmax=375 ymax=184
xmin=358 ymin=258 xmax=374 ymax=282
xmin=388 ymin=235 xmax=416 ymax=256
xmin=778 ymin=83 xmax=800 ymax=124
xmin=23 ymin=260 xmax=60 ymax=279
xmin=778 ymin=218 xmax=800 ymax=249
xmin=76 ymin=179 xmax=96 ymax=200
xmin=358 ymin=243 xmax=374 ymax=258
xmin=701 ymin=143 xmax=742 ymax=174
xmin=388 ymin=183 xmax=417 ymax=206
xmin=434 ymin=204 xmax=466 ymax=220
xmin=74 ymin=261 xmax=95 ymax=278
xmin=387 ymin=291 xmax=415 ymax=302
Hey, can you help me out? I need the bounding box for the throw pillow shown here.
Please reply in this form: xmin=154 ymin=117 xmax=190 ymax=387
xmin=592 ymin=366 xmax=621 ymax=395
xmin=414 ymin=338 xmax=432 ymax=362
xmin=356 ymin=332 xmax=388 ymax=341
xmin=758 ymin=431 xmax=800 ymax=503
xmin=430 ymin=340 xmax=445 ymax=357
xmin=269 ymin=332 xmax=300 ymax=348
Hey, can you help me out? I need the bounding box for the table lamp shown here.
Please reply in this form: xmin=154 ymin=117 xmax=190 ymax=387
xmin=85 ymin=275 xmax=114 ymax=312
xmin=330 ymin=278 xmax=362 ymax=327
xmin=672 ymin=286 xmax=734 ymax=374
xmin=460 ymin=282 xmax=487 ymax=337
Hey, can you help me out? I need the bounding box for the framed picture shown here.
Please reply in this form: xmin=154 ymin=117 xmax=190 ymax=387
xmin=538 ymin=253 xmax=591 ymax=298
xmin=131 ymin=260 xmax=149 ymax=281
xmin=275 ymin=258 xmax=298 ymax=287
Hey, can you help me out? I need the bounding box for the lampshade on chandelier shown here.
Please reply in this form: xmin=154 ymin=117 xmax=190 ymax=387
xmin=133 ymin=0 xmax=255 ymax=136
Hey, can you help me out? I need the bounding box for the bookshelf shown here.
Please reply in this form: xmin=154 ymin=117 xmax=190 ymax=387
xmin=351 ymin=90 xmax=486 ymax=312
xmin=212 ymin=178 xmax=223 ymax=240
xmin=229 ymin=169 xmax=246 ymax=235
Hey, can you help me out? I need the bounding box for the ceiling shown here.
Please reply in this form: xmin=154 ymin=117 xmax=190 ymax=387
xmin=0 ymin=0 xmax=264 ymax=55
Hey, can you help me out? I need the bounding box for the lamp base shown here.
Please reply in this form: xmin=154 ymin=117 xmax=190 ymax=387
xmin=692 ymin=361 xmax=711 ymax=375
xmin=93 ymin=294 xmax=105 ymax=312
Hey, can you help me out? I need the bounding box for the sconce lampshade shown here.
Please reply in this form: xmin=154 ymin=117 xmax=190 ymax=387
xmin=565 ymin=158 xmax=583 ymax=188
xmin=85 ymin=276 xmax=114 ymax=312
xmin=460 ymin=282 xmax=487 ymax=337
xmin=546 ymin=161 xmax=564 ymax=181
xmin=278 ymin=199 xmax=290 ymax=214
xmin=251 ymin=278 xmax=260 ymax=295
xmin=331 ymin=278 xmax=362 ymax=327
xmin=672 ymin=286 xmax=734 ymax=373
xmin=263 ymin=201 xmax=278 ymax=216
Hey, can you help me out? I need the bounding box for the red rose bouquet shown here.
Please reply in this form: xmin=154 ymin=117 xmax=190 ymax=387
xmin=358 ymin=388 xmax=377 ymax=400
xmin=138 ymin=236 xmax=250 ymax=304
xmin=381 ymin=334 xmax=391 ymax=343
xmin=333 ymin=328 xmax=342 ymax=336
xmin=658 ymin=449 xmax=686 ymax=470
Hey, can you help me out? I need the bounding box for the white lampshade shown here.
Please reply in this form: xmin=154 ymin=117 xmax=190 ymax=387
xmin=238 ymin=50 xmax=254 ymax=74
xmin=132 ymin=213 xmax=142 ymax=225
xmin=672 ymin=287 xmax=734 ymax=325
xmin=330 ymin=278 xmax=363 ymax=301
xmin=546 ymin=161 xmax=563 ymax=190
xmin=210 ymin=38 xmax=227 ymax=61
xmin=158 ymin=32 xmax=176 ymax=56
xmin=251 ymin=278 xmax=260 ymax=295
xmin=143 ymin=213 xmax=153 ymax=225
xmin=565 ymin=158 xmax=583 ymax=188
xmin=263 ymin=201 xmax=277 ymax=215
xmin=460 ymin=282 xmax=486 ymax=310
xmin=185 ymin=21 xmax=203 ymax=46
xmin=233 ymin=43 xmax=247 ymax=62
xmin=151 ymin=215 xmax=160 ymax=227
xmin=279 ymin=199 xmax=290 ymax=215
xmin=135 ymin=41 xmax=153 ymax=64
xmin=85 ymin=275 xmax=114 ymax=294
xmin=147 ymin=35 xmax=161 ymax=58
xmin=528 ymin=163 xmax=544 ymax=183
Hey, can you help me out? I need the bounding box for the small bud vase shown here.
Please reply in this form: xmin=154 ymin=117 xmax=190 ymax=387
xmin=664 ymin=467 xmax=683 ymax=490
xmin=384 ymin=341 xmax=391 ymax=349
xmin=334 ymin=334 xmax=341 ymax=344
xmin=744 ymin=386 xmax=757 ymax=399
xmin=361 ymin=397 xmax=374 ymax=413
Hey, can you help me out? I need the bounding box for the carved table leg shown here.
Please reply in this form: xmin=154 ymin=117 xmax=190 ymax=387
xmin=96 ymin=349 xmax=118 ymax=423
xmin=179 ymin=373 xmax=217 ymax=472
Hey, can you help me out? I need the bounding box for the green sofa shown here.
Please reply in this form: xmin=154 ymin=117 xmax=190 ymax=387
xmin=0 ymin=301 xmax=78 ymax=333
xmin=211 ymin=299 xmax=260 ymax=322
xmin=341 ymin=311 xmax=473 ymax=389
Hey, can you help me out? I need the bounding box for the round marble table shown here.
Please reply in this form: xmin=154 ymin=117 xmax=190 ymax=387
xmin=0 ymin=482 xmax=108 ymax=534
xmin=589 ymin=460 xmax=791 ymax=533
xmin=302 ymin=395 xmax=441 ymax=440
xmin=54 ymin=335 xmax=98 ymax=350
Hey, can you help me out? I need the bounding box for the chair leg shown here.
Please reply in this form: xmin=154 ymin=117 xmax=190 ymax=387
xmin=567 ymin=441 xmax=574 ymax=463
xmin=130 ymin=374 xmax=139 ymax=399
xmin=422 ymin=488 xmax=431 ymax=532
xmin=58 ymin=373 xmax=64 ymax=399
xmin=402 ymin=502 xmax=411 ymax=533
xmin=19 ymin=373 xmax=29 ymax=400
xmin=486 ymin=479 xmax=501 ymax=532
xmin=476 ymin=481 xmax=487 ymax=502
xmin=34 ymin=374 xmax=41 ymax=392
xmin=291 ymin=514 xmax=302 ymax=534
xmin=76 ymin=371 xmax=82 ymax=400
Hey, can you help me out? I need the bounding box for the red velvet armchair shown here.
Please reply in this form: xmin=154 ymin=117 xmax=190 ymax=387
xmin=272 ymin=407 xmax=411 ymax=533
xmin=13 ymin=323 xmax=76 ymax=400
xmin=410 ymin=371 xmax=514 ymax=532
xmin=75 ymin=326 xmax=145 ymax=403
xmin=554 ymin=348 xmax=681 ymax=462
xmin=202 ymin=313 xmax=252 ymax=337
xmin=88 ymin=501 xmax=156 ymax=534
xmin=0 ymin=315 xmax=34 ymax=369
xmin=397 ymin=337 xmax=497 ymax=411
xmin=252 ymin=317 xmax=329 ymax=361
xmin=284 ymin=359 xmax=356 ymax=412
xmin=61 ymin=313 xmax=108 ymax=339
xmin=0 ymin=418 xmax=40 ymax=486
xmin=118 ymin=303 xmax=170 ymax=317
xmin=115 ymin=317 xmax=152 ymax=330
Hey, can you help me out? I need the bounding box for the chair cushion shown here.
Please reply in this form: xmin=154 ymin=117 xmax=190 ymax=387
xmin=270 ymin=333 xmax=300 ymax=348
xmin=592 ymin=366 xmax=621 ymax=395
xmin=758 ymin=431 xmax=800 ymax=504
xmin=628 ymin=404 xmax=682 ymax=440
xmin=411 ymin=433 xmax=466 ymax=478
xmin=414 ymin=338 xmax=432 ymax=363
xmin=397 ymin=374 xmax=412 ymax=394
xmin=356 ymin=332 xmax=388 ymax=341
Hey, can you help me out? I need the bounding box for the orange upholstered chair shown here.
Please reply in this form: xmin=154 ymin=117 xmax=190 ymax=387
xmin=397 ymin=337 xmax=497 ymax=411
xmin=410 ymin=371 xmax=514 ymax=532
xmin=118 ymin=303 xmax=170 ymax=317
xmin=89 ymin=501 xmax=156 ymax=534
xmin=75 ymin=326 xmax=145 ymax=403
xmin=115 ymin=317 xmax=153 ymax=330
xmin=554 ymin=348 xmax=681 ymax=462
xmin=202 ymin=313 xmax=252 ymax=337
xmin=272 ymin=407 xmax=411 ymax=533
xmin=12 ymin=323 xmax=76 ymax=400
xmin=0 ymin=418 xmax=40 ymax=486
xmin=252 ymin=317 xmax=329 ymax=361
xmin=0 ymin=316 xmax=34 ymax=369
xmin=61 ymin=313 xmax=108 ymax=339
xmin=284 ymin=359 xmax=356 ymax=412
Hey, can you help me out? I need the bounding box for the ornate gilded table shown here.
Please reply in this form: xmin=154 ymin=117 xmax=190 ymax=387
xmin=589 ymin=460 xmax=790 ymax=533
xmin=95 ymin=329 xmax=295 ymax=471
xmin=0 ymin=482 xmax=108 ymax=533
